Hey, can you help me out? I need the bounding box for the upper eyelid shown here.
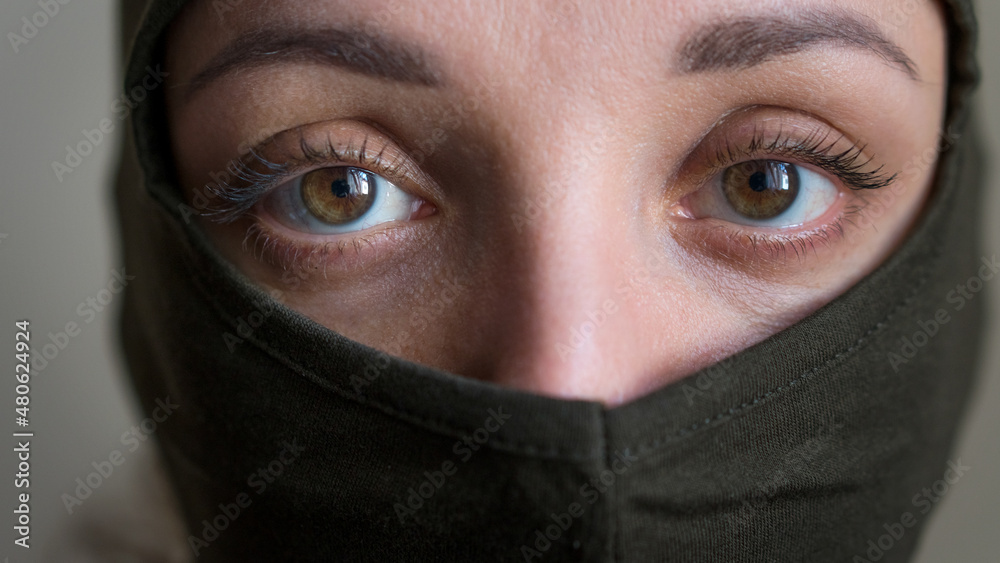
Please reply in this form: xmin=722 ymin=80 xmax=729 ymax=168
xmin=711 ymin=134 xmax=896 ymax=191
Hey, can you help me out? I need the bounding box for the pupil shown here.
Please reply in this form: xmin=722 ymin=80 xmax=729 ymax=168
xmin=748 ymin=171 xmax=769 ymax=192
xmin=331 ymin=178 xmax=351 ymax=198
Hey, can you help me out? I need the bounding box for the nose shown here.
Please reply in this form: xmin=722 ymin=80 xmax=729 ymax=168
xmin=455 ymin=126 xmax=695 ymax=405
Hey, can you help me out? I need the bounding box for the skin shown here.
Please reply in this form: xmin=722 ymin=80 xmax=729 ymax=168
xmin=164 ymin=0 xmax=947 ymax=405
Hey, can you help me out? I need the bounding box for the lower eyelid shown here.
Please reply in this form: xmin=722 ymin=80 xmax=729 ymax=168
xmin=242 ymin=200 xmax=441 ymax=277
xmin=671 ymin=216 xmax=854 ymax=275
xmin=668 ymin=183 xmax=868 ymax=272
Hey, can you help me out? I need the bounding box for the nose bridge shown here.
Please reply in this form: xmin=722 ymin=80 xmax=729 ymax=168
xmin=513 ymin=122 xmax=621 ymax=295
xmin=481 ymin=106 xmax=646 ymax=400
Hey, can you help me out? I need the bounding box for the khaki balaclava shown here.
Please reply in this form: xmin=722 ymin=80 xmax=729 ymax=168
xmin=115 ymin=1 xmax=985 ymax=561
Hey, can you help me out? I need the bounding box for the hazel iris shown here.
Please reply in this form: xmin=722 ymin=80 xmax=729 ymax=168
xmin=301 ymin=167 xmax=376 ymax=224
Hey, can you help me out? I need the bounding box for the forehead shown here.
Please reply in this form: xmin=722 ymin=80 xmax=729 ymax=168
xmin=165 ymin=0 xmax=945 ymax=166
xmin=169 ymin=0 xmax=939 ymax=79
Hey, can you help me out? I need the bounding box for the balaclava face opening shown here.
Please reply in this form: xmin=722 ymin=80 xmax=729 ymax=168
xmin=115 ymin=1 xmax=985 ymax=561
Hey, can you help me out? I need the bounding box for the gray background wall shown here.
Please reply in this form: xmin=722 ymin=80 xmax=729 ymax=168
xmin=0 ymin=1 xmax=997 ymax=560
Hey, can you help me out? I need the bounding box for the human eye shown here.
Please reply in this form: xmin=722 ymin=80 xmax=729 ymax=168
xmin=202 ymin=120 xmax=439 ymax=269
xmin=263 ymin=166 xmax=423 ymax=235
xmin=685 ymin=160 xmax=839 ymax=228
xmin=670 ymin=107 xmax=896 ymax=263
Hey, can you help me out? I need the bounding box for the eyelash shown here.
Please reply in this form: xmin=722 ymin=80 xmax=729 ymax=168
xmin=710 ymin=126 xmax=896 ymax=192
xmin=204 ymin=132 xmax=408 ymax=224
xmin=202 ymin=122 xmax=894 ymax=268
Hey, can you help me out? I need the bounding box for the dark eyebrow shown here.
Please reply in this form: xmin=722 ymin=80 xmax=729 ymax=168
xmin=182 ymin=27 xmax=443 ymax=100
xmin=676 ymin=8 xmax=919 ymax=80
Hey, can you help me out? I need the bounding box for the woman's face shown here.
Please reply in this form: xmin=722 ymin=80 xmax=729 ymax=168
xmin=164 ymin=0 xmax=947 ymax=405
